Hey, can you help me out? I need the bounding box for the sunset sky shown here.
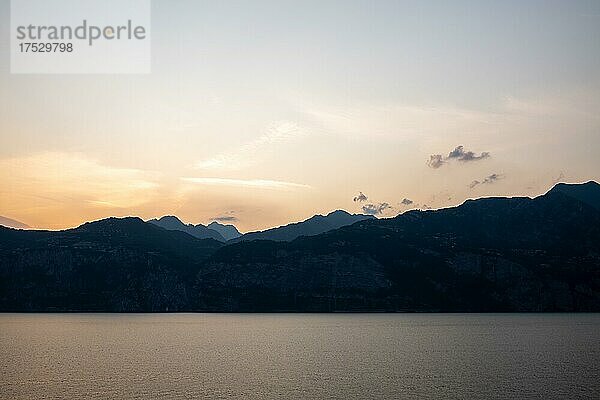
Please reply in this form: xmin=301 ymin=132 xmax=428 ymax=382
xmin=1 ymin=0 xmax=599 ymax=232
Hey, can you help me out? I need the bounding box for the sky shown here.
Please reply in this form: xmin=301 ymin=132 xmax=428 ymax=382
xmin=1 ymin=0 xmax=599 ymax=232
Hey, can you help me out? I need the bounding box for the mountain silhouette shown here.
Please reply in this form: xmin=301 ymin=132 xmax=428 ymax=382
xmin=0 ymin=217 xmax=222 ymax=311
xmin=547 ymin=180 xmax=600 ymax=210
xmin=208 ymin=221 xmax=241 ymax=241
xmin=0 ymin=216 xmax=29 ymax=230
xmin=148 ymin=216 xmax=225 ymax=241
xmin=0 ymin=182 xmax=598 ymax=312
xmin=231 ymin=210 xmax=375 ymax=243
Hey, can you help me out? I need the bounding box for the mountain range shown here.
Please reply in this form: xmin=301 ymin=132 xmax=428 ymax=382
xmin=148 ymin=216 xmax=228 ymax=241
xmin=230 ymin=210 xmax=375 ymax=243
xmin=148 ymin=210 xmax=373 ymax=243
xmin=207 ymin=221 xmax=241 ymax=241
xmin=1 ymin=181 xmax=599 ymax=312
xmin=0 ymin=216 xmax=30 ymax=230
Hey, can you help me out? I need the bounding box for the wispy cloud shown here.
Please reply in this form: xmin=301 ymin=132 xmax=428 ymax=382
xmin=211 ymin=215 xmax=238 ymax=222
xmin=0 ymin=152 xmax=162 ymax=229
xmin=210 ymin=210 xmax=238 ymax=222
xmin=194 ymin=121 xmax=306 ymax=171
xmin=469 ymin=173 xmax=504 ymax=189
xmin=0 ymin=152 xmax=159 ymax=209
xmin=304 ymin=103 xmax=488 ymax=140
xmin=181 ymin=177 xmax=311 ymax=190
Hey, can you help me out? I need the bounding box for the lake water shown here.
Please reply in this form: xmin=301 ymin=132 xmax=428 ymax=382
xmin=0 ymin=314 xmax=598 ymax=399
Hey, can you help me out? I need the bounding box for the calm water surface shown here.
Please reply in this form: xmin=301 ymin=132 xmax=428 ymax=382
xmin=1 ymin=313 xmax=599 ymax=399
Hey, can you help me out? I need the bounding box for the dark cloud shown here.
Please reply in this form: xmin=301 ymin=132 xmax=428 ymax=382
xmin=447 ymin=146 xmax=464 ymax=159
xmin=211 ymin=215 xmax=238 ymax=222
xmin=401 ymin=198 xmax=413 ymax=206
xmin=427 ymin=145 xmax=490 ymax=168
xmin=469 ymin=173 xmax=503 ymax=189
xmin=211 ymin=210 xmax=238 ymax=222
xmin=353 ymin=192 xmax=368 ymax=202
xmin=362 ymin=202 xmax=392 ymax=216
xmin=447 ymin=145 xmax=490 ymax=162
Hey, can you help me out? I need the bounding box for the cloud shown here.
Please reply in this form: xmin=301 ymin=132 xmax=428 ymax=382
xmin=194 ymin=121 xmax=306 ymax=171
xmin=0 ymin=152 xmax=159 ymax=209
xmin=181 ymin=177 xmax=311 ymax=190
xmin=210 ymin=210 xmax=238 ymax=222
xmin=469 ymin=173 xmax=504 ymax=189
xmin=400 ymin=198 xmax=414 ymax=206
xmin=0 ymin=152 xmax=163 ymax=229
xmin=447 ymin=145 xmax=490 ymax=162
xmin=353 ymin=192 xmax=368 ymax=202
xmin=427 ymin=154 xmax=445 ymax=169
xmin=362 ymin=202 xmax=392 ymax=215
xmin=303 ymin=103 xmax=491 ymax=141
xmin=211 ymin=215 xmax=238 ymax=222
xmin=427 ymin=145 xmax=490 ymax=168
xmin=482 ymin=173 xmax=502 ymax=184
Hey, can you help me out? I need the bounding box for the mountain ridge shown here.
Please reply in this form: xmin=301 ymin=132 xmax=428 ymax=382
xmin=1 ymin=181 xmax=599 ymax=312
xmin=148 ymin=215 xmax=225 ymax=241
xmin=547 ymin=180 xmax=600 ymax=210
xmin=231 ymin=209 xmax=375 ymax=243
xmin=208 ymin=221 xmax=241 ymax=241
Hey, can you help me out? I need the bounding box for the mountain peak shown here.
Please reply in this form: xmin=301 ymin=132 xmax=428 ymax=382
xmin=148 ymin=216 xmax=225 ymax=241
xmin=3 ymin=190 xmax=600 ymax=312
xmin=233 ymin=209 xmax=374 ymax=243
xmin=81 ymin=216 xmax=144 ymax=226
xmin=75 ymin=217 xmax=148 ymax=234
xmin=208 ymin=221 xmax=241 ymax=241
xmin=327 ymin=210 xmax=351 ymax=217
xmin=155 ymin=215 xmax=185 ymax=225
xmin=547 ymin=180 xmax=600 ymax=210
xmin=327 ymin=209 xmax=375 ymax=218
xmin=550 ymin=180 xmax=599 ymax=191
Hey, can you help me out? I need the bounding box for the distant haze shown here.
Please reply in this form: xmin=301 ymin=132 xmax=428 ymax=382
xmin=0 ymin=216 xmax=29 ymax=230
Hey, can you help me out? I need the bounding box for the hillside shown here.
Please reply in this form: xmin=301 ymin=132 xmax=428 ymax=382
xmin=0 ymin=217 xmax=222 ymax=311
xmin=232 ymin=210 xmax=374 ymax=243
xmin=148 ymin=216 xmax=225 ymax=241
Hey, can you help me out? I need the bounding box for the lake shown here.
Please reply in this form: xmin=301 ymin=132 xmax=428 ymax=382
xmin=1 ymin=314 xmax=598 ymax=399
